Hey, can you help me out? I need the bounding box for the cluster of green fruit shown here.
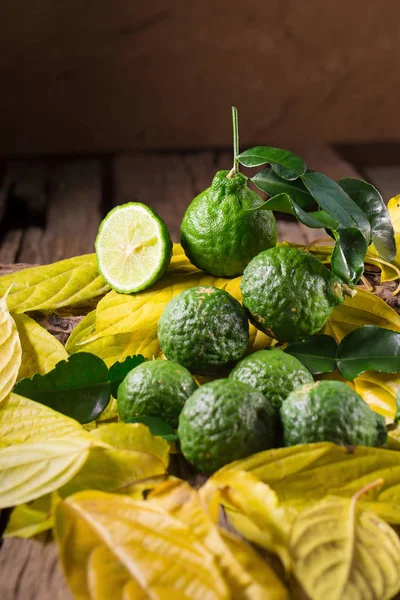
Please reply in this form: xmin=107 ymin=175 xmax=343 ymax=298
xmin=117 ymin=251 xmax=386 ymax=473
xmin=95 ymin=109 xmax=389 ymax=473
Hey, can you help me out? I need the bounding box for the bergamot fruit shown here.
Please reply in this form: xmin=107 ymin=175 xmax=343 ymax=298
xmin=178 ymin=379 xmax=276 ymax=472
xmin=157 ymin=286 xmax=249 ymax=375
xmin=118 ymin=359 xmax=197 ymax=428
xmin=180 ymin=170 xmax=278 ymax=277
xmin=229 ymin=348 xmax=313 ymax=410
xmin=281 ymin=380 xmax=387 ymax=447
xmin=241 ymin=246 xmax=344 ymax=342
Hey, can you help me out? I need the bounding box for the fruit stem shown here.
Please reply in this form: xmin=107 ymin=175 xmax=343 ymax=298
xmin=343 ymin=286 xmax=357 ymax=298
xmin=227 ymin=106 xmax=239 ymax=179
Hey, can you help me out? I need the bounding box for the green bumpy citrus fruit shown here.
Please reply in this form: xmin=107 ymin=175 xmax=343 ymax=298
xmin=241 ymin=246 xmax=344 ymax=342
xmin=180 ymin=170 xmax=278 ymax=277
xmin=157 ymin=286 xmax=249 ymax=375
xmin=229 ymin=348 xmax=313 ymax=411
xmin=117 ymin=359 xmax=197 ymax=428
xmin=281 ymin=380 xmax=387 ymax=447
xmin=178 ymin=379 xmax=276 ymax=473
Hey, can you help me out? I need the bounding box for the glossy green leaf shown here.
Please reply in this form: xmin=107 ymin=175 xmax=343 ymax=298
xmin=337 ymin=325 xmax=400 ymax=380
xmin=250 ymin=192 xmax=295 ymax=214
xmin=125 ymin=416 xmax=178 ymax=442
xmin=109 ymin=355 xmax=147 ymax=398
xmin=249 ymin=191 xmax=338 ymax=230
xmin=302 ymin=171 xmax=371 ymax=242
xmin=285 ymin=334 xmax=338 ymax=374
xmin=0 ymin=254 xmax=109 ymax=314
xmin=238 ymin=146 xmax=306 ymax=180
xmin=338 ymin=177 xmax=396 ymax=262
xmin=14 ymin=353 xmax=110 ymax=424
xmin=292 ymin=204 xmax=338 ymax=230
xmin=251 ymin=167 xmax=314 ymax=208
xmin=331 ymin=227 xmax=368 ymax=285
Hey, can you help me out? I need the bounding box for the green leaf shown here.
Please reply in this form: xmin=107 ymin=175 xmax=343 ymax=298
xmin=238 ymin=146 xmax=306 ymax=180
xmin=125 ymin=415 xmax=178 ymax=442
xmin=251 ymin=167 xmax=314 ymax=208
xmin=338 ymin=177 xmax=396 ymax=262
xmin=109 ymin=355 xmax=147 ymax=398
xmin=302 ymin=171 xmax=371 ymax=242
xmin=14 ymin=353 xmax=110 ymax=424
xmin=248 ymin=191 xmax=338 ymax=230
xmin=331 ymin=227 xmax=368 ymax=285
xmin=285 ymin=334 xmax=338 ymax=374
xmin=337 ymin=325 xmax=400 ymax=380
xmin=0 ymin=254 xmax=109 ymax=314
xmin=292 ymin=204 xmax=338 ymax=230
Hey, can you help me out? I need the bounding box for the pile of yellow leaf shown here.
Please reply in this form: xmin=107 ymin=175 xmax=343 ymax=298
xmin=0 ymin=200 xmax=400 ymax=598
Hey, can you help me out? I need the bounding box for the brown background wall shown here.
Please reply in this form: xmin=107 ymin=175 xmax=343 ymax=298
xmin=1 ymin=0 xmax=400 ymax=155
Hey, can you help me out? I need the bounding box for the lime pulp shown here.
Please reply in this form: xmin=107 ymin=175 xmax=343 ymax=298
xmin=95 ymin=202 xmax=172 ymax=293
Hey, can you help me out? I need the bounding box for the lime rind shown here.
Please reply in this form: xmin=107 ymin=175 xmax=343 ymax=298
xmin=95 ymin=202 xmax=172 ymax=294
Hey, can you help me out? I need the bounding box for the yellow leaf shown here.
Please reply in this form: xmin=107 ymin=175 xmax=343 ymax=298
xmin=96 ymin=397 xmax=119 ymax=422
xmin=388 ymin=194 xmax=400 ymax=233
xmin=0 ymin=394 xmax=92 ymax=508
xmin=55 ymin=490 xmax=230 ymax=599
xmin=354 ymin=371 xmax=400 ymax=421
xmin=0 ymin=436 xmax=91 ymax=509
xmin=289 ymin=487 xmax=400 ymax=600
xmin=0 ymin=291 xmax=21 ymax=404
xmin=150 ymin=478 xmax=289 ymax=599
xmin=0 ymin=254 xmax=109 ymax=314
xmin=203 ymin=470 xmax=292 ymax=572
xmin=365 ymin=239 xmax=400 ymax=282
xmin=65 ymin=310 xmax=96 ymax=353
xmin=318 ymin=369 xmax=400 ymax=421
xmin=86 ymin=244 xmax=241 ymax=343
xmin=0 ymin=392 xmax=88 ymax=447
xmin=60 ymin=423 xmax=170 ymax=497
xmin=222 ymin=442 xmax=400 ymax=524
xmin=4 ymin=494 xmax=53 ymax=539
xmin=322 ymin=288 xmax=400 ymax=342
xmin=67 ymin=245 xmax=271 ymax=365
xmin=14 ymin=313 xmax=68 ymax=380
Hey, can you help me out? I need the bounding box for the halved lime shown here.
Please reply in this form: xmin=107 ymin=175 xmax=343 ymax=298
xmin=95 ymin=203 xmax=173 ymax=293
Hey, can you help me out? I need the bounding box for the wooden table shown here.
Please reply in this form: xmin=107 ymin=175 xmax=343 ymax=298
xmin=1 ymin=142 xmax=399 ymax=599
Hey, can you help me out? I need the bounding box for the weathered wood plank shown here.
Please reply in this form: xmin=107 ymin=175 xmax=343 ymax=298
xmin=113 ymin=152 xmax=206 ymax=242
xmin=2 ymin=2 xmax=400 ymax=154
xmin=0 ymin=161 xmax=46 ymax=263
xmin=18 ymin=160 xmax=103 ymax=264
xmin=0 ymin=538 xmax=72 ymax=600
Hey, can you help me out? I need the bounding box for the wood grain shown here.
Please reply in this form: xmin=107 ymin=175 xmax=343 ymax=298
xmin=18 ymin=160 xmax=103 ymax=264
xmin=2 ymin=1 xmax=400 ymax=154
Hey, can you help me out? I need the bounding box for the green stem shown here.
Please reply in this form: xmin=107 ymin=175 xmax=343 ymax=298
xmin=227 ymin=106 xmax=239 ymax=179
